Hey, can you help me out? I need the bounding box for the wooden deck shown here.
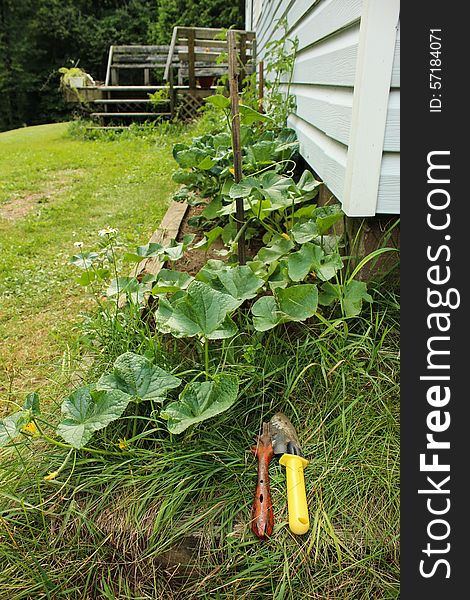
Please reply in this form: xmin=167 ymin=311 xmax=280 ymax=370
xmin=69 ymin=27 xmax=256 ymax=124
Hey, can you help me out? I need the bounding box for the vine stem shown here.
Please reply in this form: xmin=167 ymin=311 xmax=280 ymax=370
xmin=40 ymin=433 xmax=126 ymax=457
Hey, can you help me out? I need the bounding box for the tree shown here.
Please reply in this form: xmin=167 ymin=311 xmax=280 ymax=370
xmin=0 ymin=0 xmax=245 ymax=131
xmin=150 ymin=0 xmax=245 ymax=44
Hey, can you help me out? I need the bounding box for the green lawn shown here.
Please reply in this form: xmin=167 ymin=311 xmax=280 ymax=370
xmin=0 ymin=122 xmax=192 ymax=413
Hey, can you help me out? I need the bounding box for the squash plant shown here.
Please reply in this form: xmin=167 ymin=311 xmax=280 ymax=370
xmin=0 ymin=351 xmax=240 ymax=456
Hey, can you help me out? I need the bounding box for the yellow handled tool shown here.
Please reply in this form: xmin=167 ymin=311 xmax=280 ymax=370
xmin=270 ymin=413 xmax=310 ymax=535
xmin=279 ymin=453 xmax=309 ymax=535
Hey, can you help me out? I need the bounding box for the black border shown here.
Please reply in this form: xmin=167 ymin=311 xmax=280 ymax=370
xmin=401 ymin=5 xmax=466 ymax=596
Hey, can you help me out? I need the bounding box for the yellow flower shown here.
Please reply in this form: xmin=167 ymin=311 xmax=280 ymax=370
xmin=22 ymin=422 xmax=38 ymax=435
xmin=281 ymin=233 xmax=290 ymax=240
xmin=229 ymin=167 xmax=235 ymax=175
xmin=44 ymin=471 xmax=59 ymax=481
xmin=118 ymin=438 xmax=128 ymax=450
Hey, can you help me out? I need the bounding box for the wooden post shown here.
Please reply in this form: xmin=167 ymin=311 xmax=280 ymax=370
xmin=239 ymin=32 xmax=247 ymax=89
xmin=187 ymin=29 xmax=196 ymax=90
xmin=258 ymin=60 xmax=264 ymax=113
xmin=227 ymin=30 xmax=246 ymax=265
xmin=169 ymin=66 xmax=176 ymax=119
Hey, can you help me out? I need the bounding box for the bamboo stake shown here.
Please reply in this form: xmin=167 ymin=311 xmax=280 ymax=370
xmin=227 ymin=30 xmax=246 ymax=265
xmin=258 ymin=60 xmax=264 ymax=113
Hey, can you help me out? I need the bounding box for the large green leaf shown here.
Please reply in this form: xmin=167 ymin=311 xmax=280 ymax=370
xmin=23 ymin=392 xmax=40 ymax=414
xmin=251 ymin=296 xmax=282 ymax=331
xmin=205 ymin=94 xmax=231 ymax=110
xmin=151 ymin=269 xmax=193 ymax=295
xmin=257 ymin=236 xmax=294 ymax=264
xmin=97 ymin=352 xmax=181 ymax=403
xmin=343 ymin=281 xmax=373 ymax=316
xmin=245 ymin=141 xmax=278 ymax=166
xmin=0 ymin=412 xmax=30 ymax=448
xmin=297 ymin=170 xmax=321 ymax=193
xmin=197 ymin=261 xmax=264 ymax=302
xmin=287 ymin=244 xmax=342 ymax=282
xmin=315 ymin=206 xmax=343 ymax=235
xmin=161 ymin=374 xmax=239 ymax=434
xmin=192 ymin=226 xmax=223 ymax=252
xmin=239 ymin=104 xmax=271 ymax=125
xmin=154 ymin=281 xmax=240 ymax=338
xmin=259 ymin=172 xmax=293 ymax=204
xmin=56 ymin=386 xmax=132 ymax=449
xmin=251 ymin=285 xmax=318 ymax=331
xmin=277 ymin=284 xmax=318 ymax=321
xmin=319 ymin=280 xmax=372 ymax=316
xmin=287 ymin=243 xmax=321 ymax=282
xmin=0 ymin=392 xmax=41 ymax=448
xmin=229 ymin=177 xmax=259 ymax=199
xmin=291 ymin=220 xmax=319 ymax=244
xmin=174 ymin=147 xmax=209 ymax=169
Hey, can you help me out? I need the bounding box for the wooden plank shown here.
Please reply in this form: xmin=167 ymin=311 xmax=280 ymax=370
xmin=187 ymin=29 xmax=196 ymax=89
xmin=110 ymin=67 xmax=119 ymax=86
xmin=111 ymin=63 xmax=168 ymax=69
xmin=98 ymin=85 xmax=186 ymax=91
xmin=342 ymin=0 xmax=400 ymax=216
xmin=90 ymin=112 xmax=170 ymax=117
xmin=93 ymin=99 xmax=156 ymax=104
xmin=113 ymin=56 xmax=169 ymax=63
xmin=177 ymin=27 xmax=255 ymax=40
xmin=132 ymin=201 xmax=189 ymax=278
xmin=177 ymin=51 xmax=254 ymax=62
xmin=112 ymin=45 xmax=170 ymax=52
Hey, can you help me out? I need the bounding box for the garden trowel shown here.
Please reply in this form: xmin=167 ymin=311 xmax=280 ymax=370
xmin=270 ymin=412 xmax=310 ymax=535
xmin=250 ymin=422 xmax=274 ymax=539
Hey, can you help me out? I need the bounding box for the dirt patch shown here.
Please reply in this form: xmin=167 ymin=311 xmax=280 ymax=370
xmin=175 ymin=203 xmax=262 ymax=276
xmin=0 ymin=168 xmax=85 ymax=221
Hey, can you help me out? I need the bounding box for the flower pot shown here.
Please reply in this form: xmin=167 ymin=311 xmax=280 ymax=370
xmin=69 ymin=76 xmax=86 ymax=88
xmin=197 ymin=75 xmax=215 ymax=89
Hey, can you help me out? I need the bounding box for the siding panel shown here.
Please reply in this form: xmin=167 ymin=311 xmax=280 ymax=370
xmin=288 ymin=114 xmax=347 ymax=202
xmin=283 ymin=83 xmax=353 ymax=146
xmin=376 ymin=153 xmax=400 ymax=213
xmin=252 ymin=0 xmax=400 ymax=215
xmin=391 ymin=21 xmax=400 ymax=87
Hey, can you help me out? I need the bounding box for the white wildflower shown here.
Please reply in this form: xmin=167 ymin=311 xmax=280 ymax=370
xmin=98 ymin=227 xmax=118 ymax=238
xmin=74 ymin=241 xmax=84 ymax=248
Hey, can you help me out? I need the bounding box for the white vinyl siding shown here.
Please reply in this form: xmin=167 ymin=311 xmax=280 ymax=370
xmin=247 ymin=0 xmax=400 ymax=216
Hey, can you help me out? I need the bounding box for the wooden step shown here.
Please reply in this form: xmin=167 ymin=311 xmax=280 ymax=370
xmin=111 ymin=63 xmax=168 ymax=69
xmin=98 ymin=85 xmax=189 ymax=92
xmin=93 ymin=99 xmax=160 ymax=104
xmin=90 ymin=112 xmax=171 ymax=118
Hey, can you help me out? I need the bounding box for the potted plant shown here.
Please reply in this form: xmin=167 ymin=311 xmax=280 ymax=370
xmin=59 ymin=67 xmax=89 ymax=89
